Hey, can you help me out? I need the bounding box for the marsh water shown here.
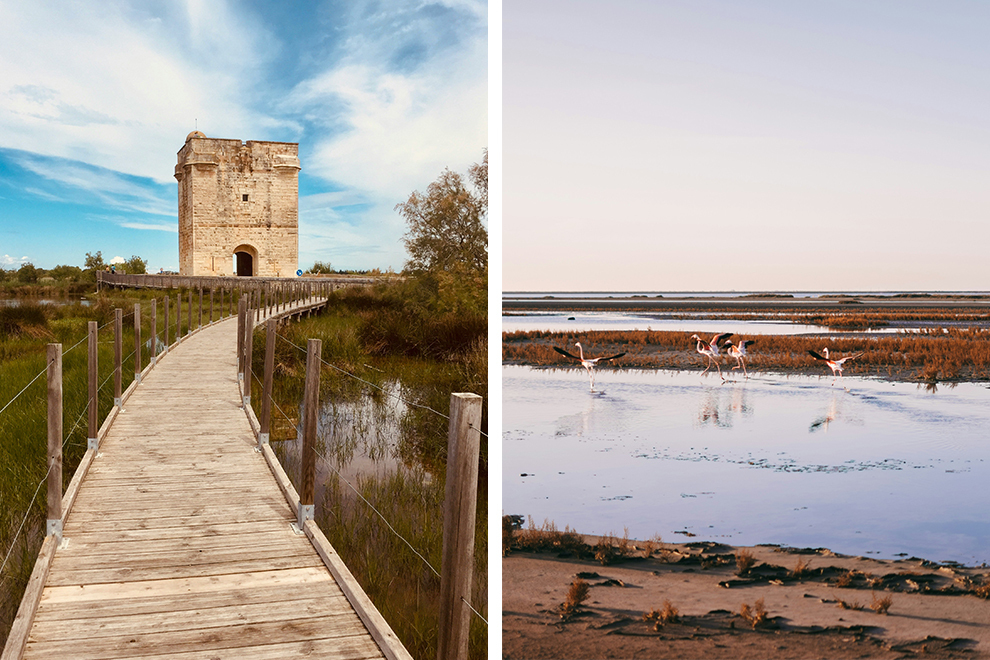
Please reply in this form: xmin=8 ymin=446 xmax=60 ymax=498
xmin=503 ymin=365 xmax=990 ymax=566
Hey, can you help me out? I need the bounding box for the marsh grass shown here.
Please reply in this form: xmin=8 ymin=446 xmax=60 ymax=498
xmin=504 ymin=325 xmax=990 ymax=381
xmin=791 ymin=557 xmax=812 ymax=579
xmin=505 ymin=517 xmax=586 ymax=555
xmin=643 ymin=600 xmax=680 ymax=629
xmin=837 ymin=597 xmax=865 ymax=611
xmin=258 ymin=297 xmax=487 ymax=660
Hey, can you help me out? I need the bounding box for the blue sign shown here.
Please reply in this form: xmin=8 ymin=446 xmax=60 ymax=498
xmin=296 ymin=269 xmax=303 ymax=277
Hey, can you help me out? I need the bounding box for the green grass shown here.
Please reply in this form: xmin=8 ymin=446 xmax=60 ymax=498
xmin=253 ymin=294 xmax=487 ymax=660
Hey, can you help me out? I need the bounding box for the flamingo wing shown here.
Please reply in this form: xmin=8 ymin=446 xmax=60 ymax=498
xmin=742 ymin=340 xmax=756 ymax=348
xmin=807 ymin=349 xmax=828 ymax=362
xmin=553 ymin=346 xmax=581 ymax=361
xmin=596 ymin=352 xmax=627 ymax=362
xmin=838 ymin=352 xmax=864 ymax=364
xmin=713 ymin=332 xmax=733 ymax=347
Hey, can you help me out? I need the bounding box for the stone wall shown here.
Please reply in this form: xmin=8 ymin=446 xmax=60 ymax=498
xmin=175 ymin=133 xmax=300 ymax=277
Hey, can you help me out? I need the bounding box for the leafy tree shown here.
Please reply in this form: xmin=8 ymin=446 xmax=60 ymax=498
xmin=124 ymin=255 xmax=147 ymax=274
xmin=84 ymin=251 xmax=105 ymax=271
xmin=307 ymin=261 xmax=335 ymax=275
xmin=49 ymin=264 xmax=83 ymax=282
xmin=396 ymin=151 xmax=488 ymax=274
xmin=17 ymin=262 xmax=39 ymax=283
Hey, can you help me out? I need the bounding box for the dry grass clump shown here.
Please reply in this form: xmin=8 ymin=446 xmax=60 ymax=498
xmin=559 ymin=579 xmax=590 ymax=621
xmin=640 ymin=534 xmax=664 ymax=559
xmin=511 ymin=517 xmax=586 ymax=555
xmin=837 ymin=597 xmax=865 ymax=611
xmin=791 ymin=557 xmax=812 ymax=579
xmin=739 ymin=598 xmax=769 ymax=628
xmin=735 ymin=548 xmax=756 ymax=575
xmin=836 ymin=570 xmax=858 ymax=588
xmin=643 ymin=600 xmax=680 ymax=629
xmin=594 ymin=530 xmax=632 ymax=566
xmin=870 ymin=591 xmax=893 ymax=615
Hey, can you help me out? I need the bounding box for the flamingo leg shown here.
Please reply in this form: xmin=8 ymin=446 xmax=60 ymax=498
xmin=701 ymin=355 xmax=712 ymax=375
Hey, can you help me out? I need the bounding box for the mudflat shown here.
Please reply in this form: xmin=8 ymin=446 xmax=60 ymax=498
xmin=503 ymin=538 xmax=990 ymax=659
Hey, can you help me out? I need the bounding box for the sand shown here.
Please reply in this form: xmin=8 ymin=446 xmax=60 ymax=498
xmin=503 ymin=538 xmax=990 ymax=659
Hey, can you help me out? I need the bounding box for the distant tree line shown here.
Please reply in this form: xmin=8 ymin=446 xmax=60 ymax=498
xmin=0 ymin=251 xmax=148 ymax=285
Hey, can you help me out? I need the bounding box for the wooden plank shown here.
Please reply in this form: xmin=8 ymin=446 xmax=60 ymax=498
xmin=51 ymin=543 xmax=317 ymax=572
xmin=23 ymin=617 xmax=376 ymax=660
xmin=0 ymin=537 xmax=57 ymax=660
xmin=46 ymin=554 xmax=327 ymax=586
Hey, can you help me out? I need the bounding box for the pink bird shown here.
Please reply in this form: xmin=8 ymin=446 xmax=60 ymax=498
xmin=725 ymin=339 xmax=756 ymax=378
xmin=553 ymin=342 xmax=626 ymax=391
xmin=690 ymin=333 xmax=732 ymax=379
xmin=808 ymin=347 xmax=864 ymax=385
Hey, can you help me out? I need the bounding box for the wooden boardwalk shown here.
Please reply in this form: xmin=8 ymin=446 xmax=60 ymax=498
xmin=14 ymin=314 xmax=401 ymax=659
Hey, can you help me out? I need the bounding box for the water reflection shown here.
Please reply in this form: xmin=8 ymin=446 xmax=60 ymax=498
xmin=503 ymin=365 xmax=990 ymax=565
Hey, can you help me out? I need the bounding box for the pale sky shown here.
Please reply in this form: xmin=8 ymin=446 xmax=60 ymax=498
xmin=503 ymin=0 xmax=990 ymax=292
xmin=0 ymin=0 xmax=487 ymax=273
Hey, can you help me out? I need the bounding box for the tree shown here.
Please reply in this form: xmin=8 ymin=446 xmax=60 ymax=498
xmin=84 ymin=251 xmax=105 ymax=271
xmin=124 ymin=255 xmax=147 ymax=274
xmin=49 ymin=264 xmax=83 ymax=281
xmin=307 ymin=261 xmax=334 ymax=275
xmin=17 ymin=262 xmax=39 ymax=283
xmin=396 ymin=151 xmax=488 ymax=274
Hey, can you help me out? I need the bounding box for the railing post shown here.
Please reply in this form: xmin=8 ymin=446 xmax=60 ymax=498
xmin=114 ymin=309 xmax=122 ymax=406
xmin=176 ymin=292 xmax=182 ymax=343
xmin=437 ymin=393 xmax=482 ymax=660
xmin=299 ymin=338 xmax=321 ymax=529
xmin=219 ymin=287 xmax=225 ymax=319
xmin=164 ymin=295 xmax=170 ymax=353
xmin=134 ymin=303 xmax=142 ymax=383
xmin=210 ymin=288 xmax=214 ymax=324
xmin=243 ymin=305 xmax=254 ymax=407
xmin=150 ymin=298 xmax=157 ymax=365
xmin=87 ymin=321 xmax=98 ymax=451
xmin=237 ymin=297 xmax=247 ymax=381
xmin=46 ymin=343 xmax=63 ymax=540
xmin=187 ymin=290 xmax=192 ymax=336
xmin=259 ymin=318 xmax=275 ymax=447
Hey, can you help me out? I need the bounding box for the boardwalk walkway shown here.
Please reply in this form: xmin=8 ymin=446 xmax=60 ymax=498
xmin=17 ymin=314 xmax=394 ymax=659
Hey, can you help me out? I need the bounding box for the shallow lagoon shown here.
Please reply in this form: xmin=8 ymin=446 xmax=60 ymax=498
xmin=503 ymin=365 xmax=990 ymax=566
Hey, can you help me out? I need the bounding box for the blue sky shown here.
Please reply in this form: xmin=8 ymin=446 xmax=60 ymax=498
xmin=503 ymin=1 xmax=990 ymax=291
xmin=0 ymin=0 xmax=487 ymax=272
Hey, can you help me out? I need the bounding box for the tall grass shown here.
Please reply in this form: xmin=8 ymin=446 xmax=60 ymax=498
xmin=253 ymin=284 xmax=487 ymax=660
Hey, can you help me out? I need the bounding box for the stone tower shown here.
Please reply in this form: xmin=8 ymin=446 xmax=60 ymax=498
xmin=175 ymin=132 xmax=300 ymax=277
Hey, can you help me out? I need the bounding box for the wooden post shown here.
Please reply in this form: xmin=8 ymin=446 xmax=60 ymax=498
xmin=46 ymin=343 xmax=63 ymax=539
xmin=243 ymin=305 xmax=254 ymax=407
xmin=237 ymin=297 xmax=247 ymax=380
xmin=437 ymin=393 xmax=482 ymax=660
xmin=210 ymin=288 xmax=214 ymax=324
xmin=176 ymin=292 xmax=182 ymax=342
xmin=134 ymin=303 xmax=142 ymax=383
xmin=219 ymin=287 xmax=224 ymax=320
xmin=164 ymin=295 xmax=170 ymax=353
xmin=187 ymin=290 xmax=192 ymax=336
xmin=150 ymin=298 xmax=157 ymax=364
xmin=299 ymin=338 xmax=321 ymax=528
xmin=87 ymin=321 xmax=98 ymax=451
xmin=259 ymin=318 xmax=275 ymax=447
xmin=114 ymin=309 xmax=122 ymax=405
xmin=199 ymin=288 xmax=203 ymax=328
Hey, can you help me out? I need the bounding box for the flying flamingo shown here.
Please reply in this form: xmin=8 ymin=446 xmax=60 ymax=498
xmin=808 ymin=347 xmax=863 ymax=384
xmin=553 ymin=342 xmax=626 ymax=391
xmin=725 ymin=339 xmax=756 ymax=378
xmin=690 ymin=333 xmax=732 ymax=379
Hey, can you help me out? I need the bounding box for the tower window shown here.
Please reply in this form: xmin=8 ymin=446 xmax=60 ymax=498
xmin=242 ymin=194 xmax=249 ymax=202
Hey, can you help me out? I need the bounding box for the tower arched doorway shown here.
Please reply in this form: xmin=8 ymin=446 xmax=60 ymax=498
xmin=233 ymin=245 xmax=258 ymax=277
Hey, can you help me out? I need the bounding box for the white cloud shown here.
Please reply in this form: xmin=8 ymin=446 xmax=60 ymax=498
xmin=109 ymin=256 xmax=126 ymax=264
xmin=118 ymin=222 xmax=178 ymax=232
xmin=0 ymin=1 xmax=285 ymax=183
xmin=2 ymin=254 xmax=29 ymax=266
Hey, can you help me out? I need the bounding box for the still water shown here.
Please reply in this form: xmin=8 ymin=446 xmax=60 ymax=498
xmin=503 ymin=365 xmax=990 ymax=566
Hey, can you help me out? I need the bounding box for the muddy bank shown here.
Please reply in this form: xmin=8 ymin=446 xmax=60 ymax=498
xmin=502 ymin=533 xmax=990 ymax=659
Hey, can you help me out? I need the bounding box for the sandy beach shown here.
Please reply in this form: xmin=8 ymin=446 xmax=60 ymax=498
xmin=503 ymin=535 xmax=990 ymax=659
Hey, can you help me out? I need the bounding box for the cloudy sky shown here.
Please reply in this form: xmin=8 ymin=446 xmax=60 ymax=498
xmin=0 ymin=0 xmax=487 ymax=273
xmin=503 ymin=1 xmax=990 ymax=292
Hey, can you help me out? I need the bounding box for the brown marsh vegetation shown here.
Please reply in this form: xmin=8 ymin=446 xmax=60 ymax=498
xmin=504 ymin=326 xmax=990 ymax=382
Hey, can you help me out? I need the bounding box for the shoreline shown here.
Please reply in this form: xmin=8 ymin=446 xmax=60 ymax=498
xmin=503 ymin=531 xmax=990 ymax=659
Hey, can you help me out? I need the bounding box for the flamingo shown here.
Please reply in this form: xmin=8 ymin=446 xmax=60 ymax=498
xmin=725 ymin=339 xmax=756 ymax=378
xmin=690 ymin=333 xmax=732 ymax=379
xmin=553 ymin=342 xmax=626 ymax=391
xmin=808 ymin=347 xmax=863 ymax=384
